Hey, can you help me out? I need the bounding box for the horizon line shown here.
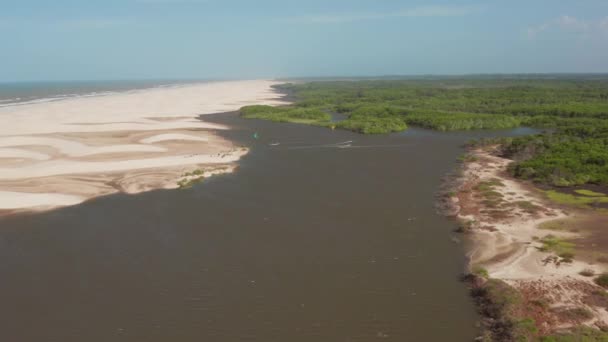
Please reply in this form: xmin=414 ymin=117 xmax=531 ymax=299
xmin=3 ymin=72 xmax=608 ymax=84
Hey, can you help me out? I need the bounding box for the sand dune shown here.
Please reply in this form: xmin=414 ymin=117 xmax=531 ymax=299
xmin=0 ymin=80 xmax=286 ymax=212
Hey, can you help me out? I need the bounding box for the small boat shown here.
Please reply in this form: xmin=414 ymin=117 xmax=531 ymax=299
xmin=269 ymin=142 xmax=280 ymax=146
xmin=336 ymin=140 xmax=353 ymax=148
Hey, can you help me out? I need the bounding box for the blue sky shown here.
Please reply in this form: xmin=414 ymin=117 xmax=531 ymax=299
xmin=1 ymin=0 xmax=608 ymax=81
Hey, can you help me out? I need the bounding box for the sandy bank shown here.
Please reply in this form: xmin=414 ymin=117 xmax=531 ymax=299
xmin=0 ymin=80 xmax=287 ymax=212
xmin=451 ymin=146 xmax=608 ymax=334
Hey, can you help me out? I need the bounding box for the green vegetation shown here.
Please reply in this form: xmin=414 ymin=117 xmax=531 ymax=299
xmin=240 ymin=105 xmax=331 ymax=125
xmin=539 ymin=235 xmax=576 ymax=262
xmin=458 ymin=153 xmax=479 ymax=163
xmin=471 ymin=275 xmax=608 ymax=341
xmin=178 ymin=177 xmax=204 ymax=189
xmin=471 ymin=278 xmax=540 ymax=341
xmin=514 ymin=200 xmax=542 ymax=213
xmin=538 ymin=219 xmax=573 ymax=232
xmin=575 ymin=189 xmax=608 ymax=197
xmin=579 ymin=269 xmax=596 ymax=277
xmin=405 ymin=111 xmax=521 ymax=131
xmin=472 ymin=266 xmax=490 ymax=278
xmin=455 ymin=219 xmax=475 ymax=233
xmin=506 ymin=135 xmax=608 ymax=187
xmin=238 ymin=77 xmax=608 ymax=186
xmin=474 ymin=179 xmax=506 ymax=209
xmin=178 ymin=169 xmax=206 ymax=189
xmin=545 ymin=190 xmax=608 ymax=208
xmin=336 ymin=116 xmax=407 ymax=134
xmin=540 ymin=327 xmax=608 ymax=342
xmin=182 ymin=169 xmax=205 ymax=177
xmin=594 ymin=273 xmax=608 ymax=288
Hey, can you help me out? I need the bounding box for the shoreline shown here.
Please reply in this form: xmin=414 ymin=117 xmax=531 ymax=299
xmin=444 ymin=145 xmax=608 ymax=339
xmin=0 ymin=80 xmax=288 ymax=213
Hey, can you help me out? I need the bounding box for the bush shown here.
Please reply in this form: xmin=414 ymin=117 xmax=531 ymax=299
xmin=595 ymin=273 xmax=608 ymax=288
xmin=337 ymin=116 xmax=407 ymax=134
xmin=240 ymin=105 xmax=331 ymax=124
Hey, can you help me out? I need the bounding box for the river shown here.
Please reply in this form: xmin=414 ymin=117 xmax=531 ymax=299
xmin=0 ymin=111 xmax=536 ymax=341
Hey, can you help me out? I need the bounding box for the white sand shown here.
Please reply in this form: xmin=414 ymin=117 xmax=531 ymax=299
xmin=0 ymin=191 xmax=84 ymax=209
xmin=0 ymin=136 xmax=167 ymax=157
xmin=0 ymin=80 xmax=287 ymax=212
xmin=0 ymin=152 xmax=246 ymax=180
xmin=0 ymin=148 xmax=50 ymax=160
xmin=140 ymin=133 xmax=209 ymax=144
xmin=0 ymin=80 xmax=283 ymax=136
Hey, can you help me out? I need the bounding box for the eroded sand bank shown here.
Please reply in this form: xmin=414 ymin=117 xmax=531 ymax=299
xmin=0 ymin=80 xmax=286 ymax=212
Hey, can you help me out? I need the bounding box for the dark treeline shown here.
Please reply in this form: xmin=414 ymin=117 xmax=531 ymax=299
xmin=240 ymin=77 xmax=608 ymax=187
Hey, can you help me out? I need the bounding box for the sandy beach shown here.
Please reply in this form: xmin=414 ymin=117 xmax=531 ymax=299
xmin=0 ymin=80 xmax=286 ymax=212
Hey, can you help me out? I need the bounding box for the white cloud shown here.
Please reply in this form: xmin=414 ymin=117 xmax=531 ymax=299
xmin=528 ymin=16 xmax=608 ymax=39
xmin=287 ymin=5 xmax=480 ymax=24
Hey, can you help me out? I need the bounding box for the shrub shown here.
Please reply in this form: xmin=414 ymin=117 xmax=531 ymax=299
xmin=595 ymin=273 xmax=608 ymax=288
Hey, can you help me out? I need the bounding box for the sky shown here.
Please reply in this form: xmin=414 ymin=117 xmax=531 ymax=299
xmin=1 ymin=0 xmax=608 ymax=81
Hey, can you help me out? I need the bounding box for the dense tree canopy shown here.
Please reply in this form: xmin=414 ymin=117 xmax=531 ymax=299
xmin=240 ymin=76 xmax=608 ymax=186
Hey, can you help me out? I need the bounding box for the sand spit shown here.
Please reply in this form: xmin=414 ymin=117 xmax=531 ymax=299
xmin=0 ymin=80 xmax=287 ymax=213
xmin=451 ymin=146 xmax=608 ymax=333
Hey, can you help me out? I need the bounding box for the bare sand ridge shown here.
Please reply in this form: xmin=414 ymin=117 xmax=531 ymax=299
xmin=0 ymin=80 xmax=286 ymax=212
xmin=453 ymin=147 xmax=608 ymax=331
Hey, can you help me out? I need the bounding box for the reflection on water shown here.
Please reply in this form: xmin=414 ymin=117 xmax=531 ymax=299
xmin=0 ymin=114 xmax=535 ymax=341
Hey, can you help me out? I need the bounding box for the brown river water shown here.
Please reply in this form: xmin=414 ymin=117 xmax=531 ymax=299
xmin=0 ymin=112 xmax=536 ymax=341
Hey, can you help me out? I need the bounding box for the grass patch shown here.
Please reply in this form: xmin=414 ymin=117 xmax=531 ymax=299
xmin=545 ymin=190 xmax=608 ymax=208
xmin=560 ymin=307 xmax=594 ymax=321
xmin=177 ymin=169 xmax=210 ymax=189
xmin=514 ymin=200 xmax=542 ymax=213
xmin=540 ymin=327 xmax=608 ymax=341
xmin=178 ymin=176 xmax=205 ymax=189
xmin=476 ymin=179 xmax=505 ymax=191
xmin=575 ymin=189 xmax=607 ymax=197
xmin=472 ymin=266 xmax=490 ymax=278
xmin=183 ymin=169 xmax=204 ymax=177
xmin=471 ymin=279 xmax=540 ymax=341
xmin=539 ymin=235 xmax=576 ymax=261
xmin=458 ymin=153 xmax=479 ymax=163
xmin=482 ymin=200 xmax=505 ymax=209
xmin=475 ymin=180 xmax=508 ymax=210
xmin=482 ymin=190 xmax=504 ymax=199
xmin=539 ymin=219 xmax=571 ymax=231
